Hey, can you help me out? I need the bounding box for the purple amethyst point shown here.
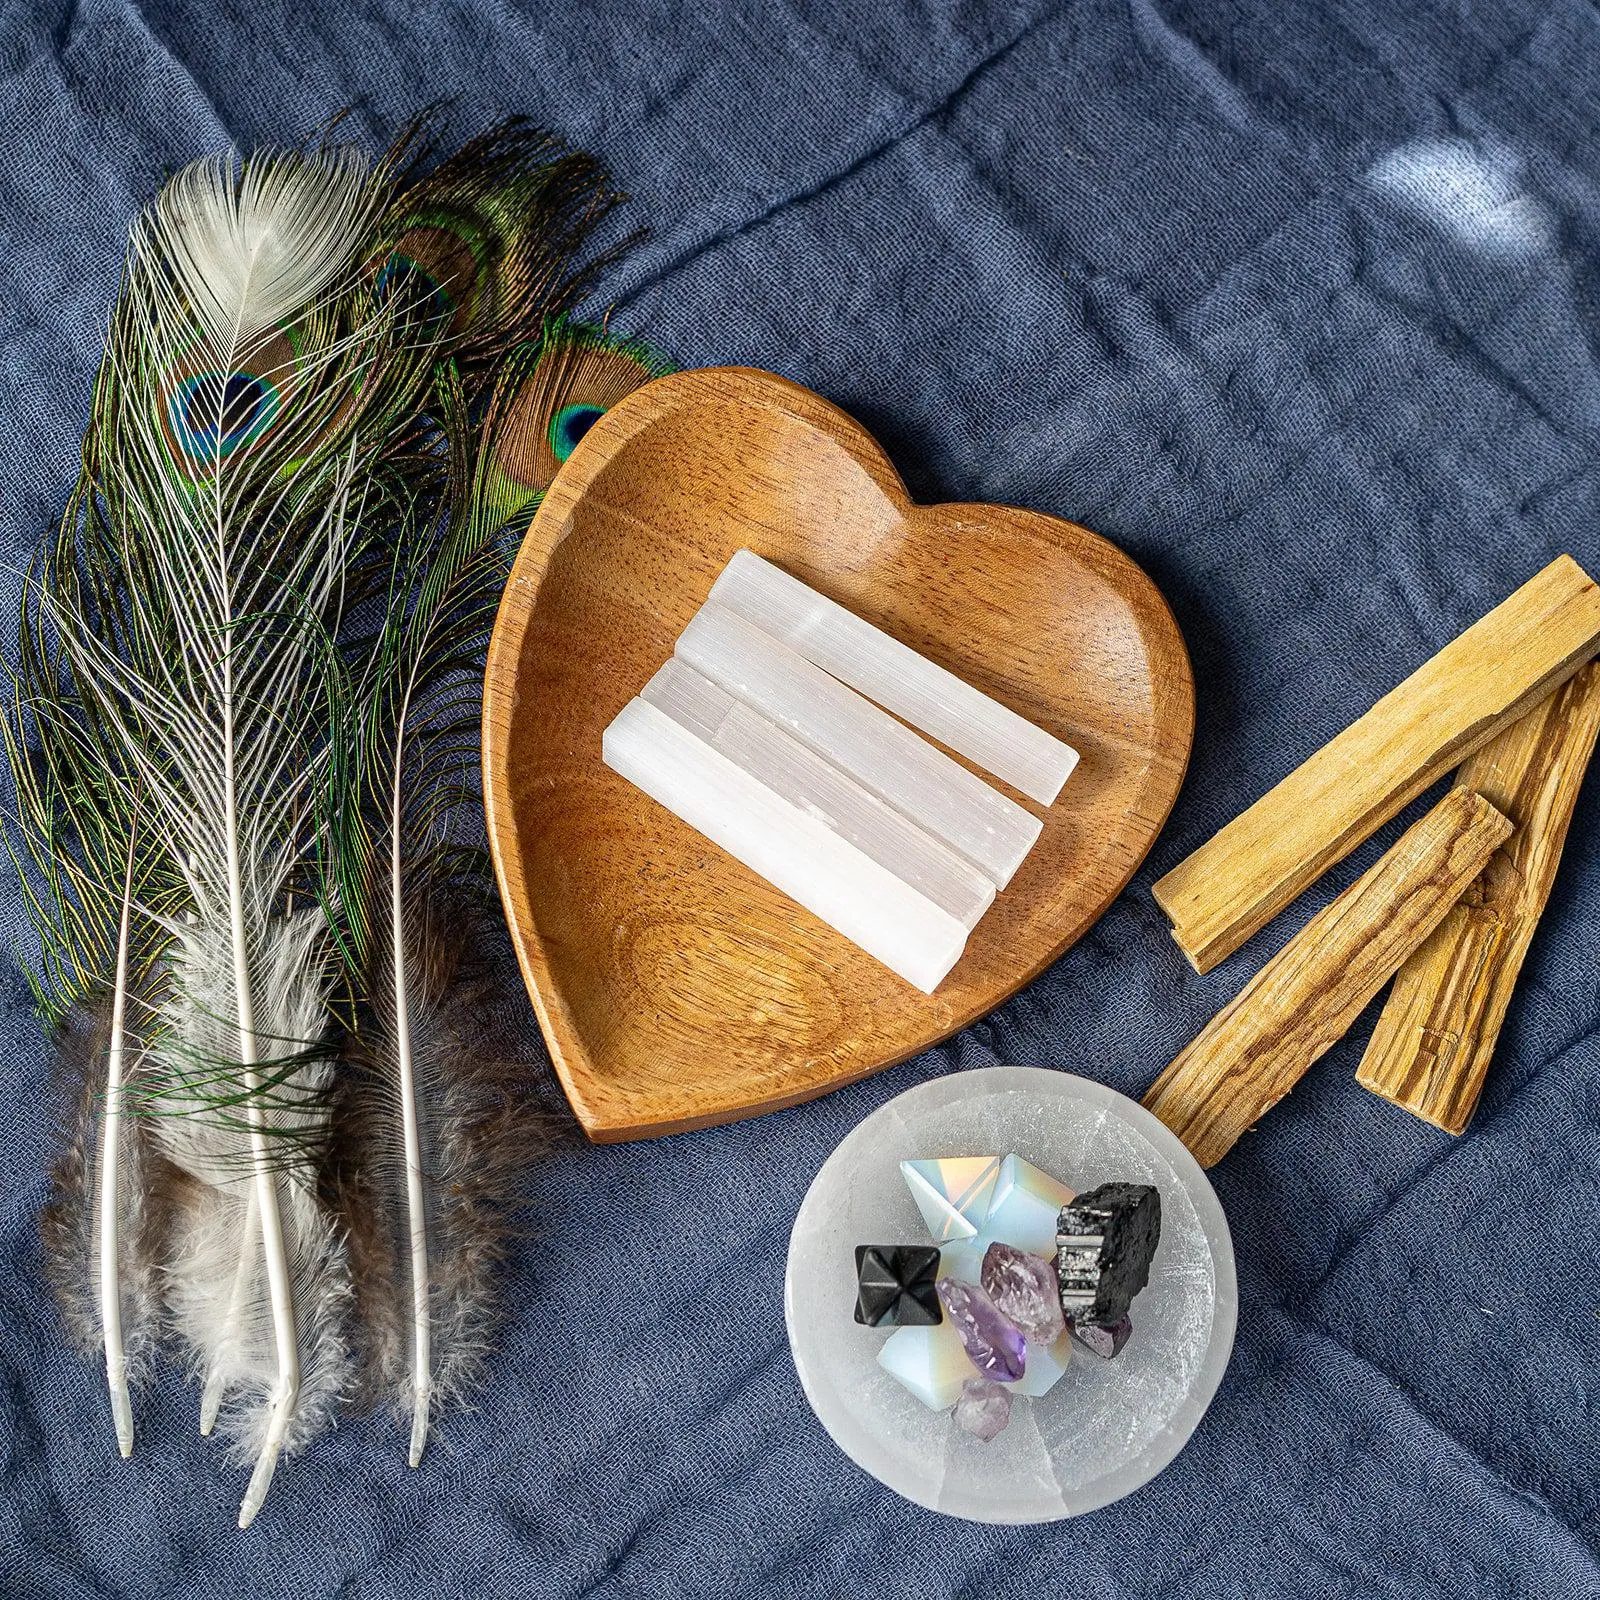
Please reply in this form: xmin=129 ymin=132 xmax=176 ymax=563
xmin=980 ymin=1241 xmax=1066 ymax=1345
xmin=936 ymin=1277 xmax=1027 ymax=1383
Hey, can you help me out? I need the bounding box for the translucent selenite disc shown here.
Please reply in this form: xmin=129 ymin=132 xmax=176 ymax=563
xmin=784 ymin=1066 xmax=1237 ymax=1523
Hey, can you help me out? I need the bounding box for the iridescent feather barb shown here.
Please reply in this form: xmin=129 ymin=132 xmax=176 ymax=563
xmin=6 ymin=120 xmax=670 ymax=1524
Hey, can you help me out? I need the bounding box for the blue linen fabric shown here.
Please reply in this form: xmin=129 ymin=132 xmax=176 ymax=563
xmin=2 ymin=0 xmax=1599 ymax=1594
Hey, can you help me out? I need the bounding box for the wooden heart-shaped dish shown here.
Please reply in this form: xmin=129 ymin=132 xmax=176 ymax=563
xmin=483 ymin=368 xmax=1193 ymax=1140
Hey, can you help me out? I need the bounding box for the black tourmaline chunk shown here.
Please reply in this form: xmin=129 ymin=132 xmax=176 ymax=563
xmin=854 ymin=1245 xmax=943 ymax=1326
xmin=1055 ymin=1183 xmax=1162 ymax=1328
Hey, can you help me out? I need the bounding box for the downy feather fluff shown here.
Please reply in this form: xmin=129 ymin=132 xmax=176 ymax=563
xmin=36 ymin=994 xmax=168 ymax=1458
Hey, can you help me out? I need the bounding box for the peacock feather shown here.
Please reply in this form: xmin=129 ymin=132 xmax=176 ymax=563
xmin=7 ymin=116 xmax=669 ymax=1521
xmin=325 ymin=323 xmax=673 ymax=1465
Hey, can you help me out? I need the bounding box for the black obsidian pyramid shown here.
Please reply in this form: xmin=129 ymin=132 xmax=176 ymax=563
xmin=1055 ymin=1183 xmax=1161 ymax=1328
xmin=854 ymin=1245 xmax=943 ymax=1326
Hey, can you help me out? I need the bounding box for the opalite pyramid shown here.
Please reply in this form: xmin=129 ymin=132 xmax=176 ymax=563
xmin=876 ymin=1321 xmax=981 ymax=1410
xmin=899 ymin=1156 xmax=1003 ymax=1242
xmin=981 ymin=1154 xmax=1075 ymax=1257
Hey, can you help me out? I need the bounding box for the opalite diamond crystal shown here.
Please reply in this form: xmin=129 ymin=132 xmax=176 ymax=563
xmin=936 ymin=1278 xmax=1026 ymax=1382
xmin=981 ymin=1155 xmax=1076 ymax=1257
xmin=1056 ymin=1182 xmax=1163 ymax=1326
xmin=877 ymin=1320 xmax=981 ymax=1410
xmin=952 ymin=1378 xmax=1013 ymax=1442
xmin=900 ymin=1156 xmax=1003 ymax=1242
xmin=980 ymin=1241 xmax=1066 ymax=1345
xmin=853 ymin=1245 xmax=942 ymax=1327
xmin=1071 ymin=1315 xmax=1133 ymax=1359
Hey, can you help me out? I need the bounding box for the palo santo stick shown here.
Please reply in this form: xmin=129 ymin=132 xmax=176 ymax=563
xmin=1153 ymin=555 xmax=1600 ymax=973
xmin=1144 ymin=788 xmax=1514 ymax=1167
xmin=1357 ymin=661 xmax=1600 ymax=1134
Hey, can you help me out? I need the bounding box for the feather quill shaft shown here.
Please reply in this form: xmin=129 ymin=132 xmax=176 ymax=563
xmin=386 ymin=760 xmax=433 ymax=1467
xmin=98 ymin=822 xmax=139 ymax=1457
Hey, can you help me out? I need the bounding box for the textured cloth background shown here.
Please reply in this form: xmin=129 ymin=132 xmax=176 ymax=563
xmin=2 ymin=2 xmax=1599 ymax=1595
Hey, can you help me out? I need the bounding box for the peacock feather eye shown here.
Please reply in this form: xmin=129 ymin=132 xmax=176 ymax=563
xmin=375 ymin=220 xmax=486 ymax=335
xmin=491 ymin=325 xmax=674 ymax=497
xmin=156 ymin=324 xmax=304 ymax=474
xmin=374 ymin=251 xmax=453 ymax=324
xmin=548 ymin=402 xmax=606 ymax=463
xmin=165 ymin=370 xmax=281 ymax=465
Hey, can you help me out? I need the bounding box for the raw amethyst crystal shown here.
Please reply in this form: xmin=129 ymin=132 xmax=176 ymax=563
xmin=1070 ymin=1314 xmax=1133 ymax=1359
xmin=936 ymin=1278 xmax=1026 ymax=1382
xmin=980 ymin=1241 xmax=1066 ymax=1345
xmin=1056 ymin=1182 xmax=1162 ymax=1327
xmin=952 ymin=1378 xmax=1012 ymax=1442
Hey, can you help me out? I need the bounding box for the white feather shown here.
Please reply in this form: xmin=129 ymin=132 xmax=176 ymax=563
xmin=157 ymin=911 xmax=351 ymax=1463
xmin=139 ymin=148 xmax=378 ymax=357
xmin=45 ymin=146 xmax=393 ymax=1525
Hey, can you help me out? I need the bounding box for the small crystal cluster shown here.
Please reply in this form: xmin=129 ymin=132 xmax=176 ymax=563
xmin=857 ymin=1155 xmax=1163 ymax=1443
xmin=953 ymin=1379 xmax=1011 ymax=1441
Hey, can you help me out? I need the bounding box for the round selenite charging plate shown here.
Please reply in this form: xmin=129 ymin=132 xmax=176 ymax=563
xmin=785 ymin=1066 xmax=1237 ymax=1522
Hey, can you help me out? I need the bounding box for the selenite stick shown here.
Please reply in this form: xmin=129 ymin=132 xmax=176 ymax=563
xmin=641 ymin=659 xmax=996 ymax=929
xmin=1153 ymin=555 xmax=1600 ymax=973
xmin=676 ymin=602 xmax=1042 ymax=887
xmin=603 ymin=698 xmax=970 ymax=993
xmin=709 ymin=548 xmax=1079 ymax=805
xmin=1143 ymin=788 xmax=1514 ymax=1167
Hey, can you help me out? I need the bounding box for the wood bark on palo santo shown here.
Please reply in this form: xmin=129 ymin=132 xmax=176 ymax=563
xmin=1144 ymin=788 xmax=1514 ymax=1167
xmin=1357 ymin=662 xmax=1600 ymax=1135
xmin=1153 ymin=555 xmax=1600 ymax=973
